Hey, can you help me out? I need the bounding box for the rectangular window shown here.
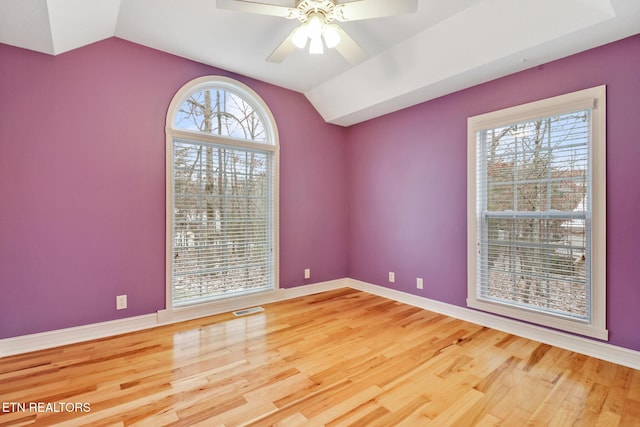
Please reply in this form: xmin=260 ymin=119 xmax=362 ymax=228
xmin=467 ymin=86 xmax=606 ymax=339
xmin=171 ymin=139 xmax=275 ymax=307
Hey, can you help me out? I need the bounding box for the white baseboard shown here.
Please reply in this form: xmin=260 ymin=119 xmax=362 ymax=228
xmin=0 ymin=279 xmax=347 ymax=358
xmin=2 ymin=277 xmax=638 ymax=371
xmin=346 ymin=278 xmax=640 ymax=370
xmin=0 ymin=314 xmax=159 ymax=358
xmin=156 ymin=279 xmax=348 ymax=324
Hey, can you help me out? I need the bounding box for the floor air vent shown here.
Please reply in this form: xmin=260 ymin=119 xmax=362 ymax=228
xmin=232 ymin=306 xmax=264 ymax=317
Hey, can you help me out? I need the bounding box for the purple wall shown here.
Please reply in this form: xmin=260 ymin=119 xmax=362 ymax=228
xmin=0 ymin=38 xmax=348 ymax=338
xmin=346 ymin=34 xmax=640 ymax=351
xmin=2 ymin=34 xmax=639 ymax=353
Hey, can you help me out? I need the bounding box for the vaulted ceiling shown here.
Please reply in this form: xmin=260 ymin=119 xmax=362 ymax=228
xmin=1 ymin=0 xmax=639 ymax=126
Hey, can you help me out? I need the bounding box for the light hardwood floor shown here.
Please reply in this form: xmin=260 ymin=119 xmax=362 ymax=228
xmin=1 ymin=288 xmax=639 ymax=426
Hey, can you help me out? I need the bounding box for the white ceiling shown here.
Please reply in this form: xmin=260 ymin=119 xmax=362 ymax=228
xmin=1 ymin=0 xmax=639 ymax=126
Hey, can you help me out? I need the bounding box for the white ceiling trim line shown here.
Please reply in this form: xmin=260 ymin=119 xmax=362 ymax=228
xmin=305 ymin=0 xmax=618 ymax=126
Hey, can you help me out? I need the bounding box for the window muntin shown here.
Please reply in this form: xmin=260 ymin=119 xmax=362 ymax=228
xmin=467 ymin=86 xmax=606 ymax=339
xmin=167 ymin=76 xmax=278 ymax=308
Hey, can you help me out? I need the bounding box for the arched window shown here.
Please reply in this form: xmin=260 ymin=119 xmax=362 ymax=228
xmin=166 ymin=76 xmax=279 ymax=308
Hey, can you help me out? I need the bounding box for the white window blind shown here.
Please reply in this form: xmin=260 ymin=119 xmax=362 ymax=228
xmin=477 ymin=110 xmax=591 ymax=320
xmin=467 ymin=86 xmax=606 ymax=339
xmin=172 ymin=140 xmax=274 ymax=306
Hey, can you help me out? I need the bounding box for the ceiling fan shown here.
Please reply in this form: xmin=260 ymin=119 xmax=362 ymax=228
xmin=217 ymin=0 xmax=418 ymax=65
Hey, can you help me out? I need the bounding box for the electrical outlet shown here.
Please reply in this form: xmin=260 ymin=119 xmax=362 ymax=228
xmin=389 ymin=272 xmax=395 ymax=283
xmin=417 ymin=278 xmax=423 ymax=289
xmin=116 ymin=295 xmax=127 ymax=310
xmin=304 ymin=268 xmax=311 ymax=279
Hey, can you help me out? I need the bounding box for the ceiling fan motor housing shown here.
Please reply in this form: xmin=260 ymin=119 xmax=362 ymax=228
xmin=295 ymin=0 xmax=338 ymax=23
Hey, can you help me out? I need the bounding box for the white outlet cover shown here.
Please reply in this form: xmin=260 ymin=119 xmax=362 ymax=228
xmin=116 ymin=295 xmax=127 ymax=310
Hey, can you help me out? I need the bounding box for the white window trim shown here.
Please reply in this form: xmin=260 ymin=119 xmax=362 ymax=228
xmin=467 ymin=85 xmax=607 ymax=340
xmin=164 ymin=76 xmax=280 ymax=312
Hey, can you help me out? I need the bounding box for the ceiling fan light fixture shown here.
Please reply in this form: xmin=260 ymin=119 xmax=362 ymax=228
xmin=322 ymin=24 xmax=341 ymax=48
xmin=219 ymin=0 xmax=414 ymax=63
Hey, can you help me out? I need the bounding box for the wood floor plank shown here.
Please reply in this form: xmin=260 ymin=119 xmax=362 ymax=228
xmin=0 ymin=288 xmax=638 ymax=426
xmin=620 ymin=398 xmax=640 ymax=427
xmin=628 ymin=368 xmax=640 ymax=401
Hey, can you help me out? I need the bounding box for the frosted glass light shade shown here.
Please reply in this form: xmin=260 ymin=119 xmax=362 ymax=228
xmin=307 ymin=13 xmax=323 ymax=39
xmin=291 ymin=25 xmax=308 ymax=48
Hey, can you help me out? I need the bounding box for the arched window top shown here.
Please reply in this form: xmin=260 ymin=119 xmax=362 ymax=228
xmin=168 ymin=76 xmax=278 ymax=146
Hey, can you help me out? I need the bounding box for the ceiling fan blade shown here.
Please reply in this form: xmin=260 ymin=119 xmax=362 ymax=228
xmin=334 ymin=0 xmax=417 ymax=21
xmin=216 ymin=0 xmax=298 ymax=19
xmin=266 ymin=29 xmax=297 ymax=63
xmin=333 ymin=26 xmax=367 ymax=65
